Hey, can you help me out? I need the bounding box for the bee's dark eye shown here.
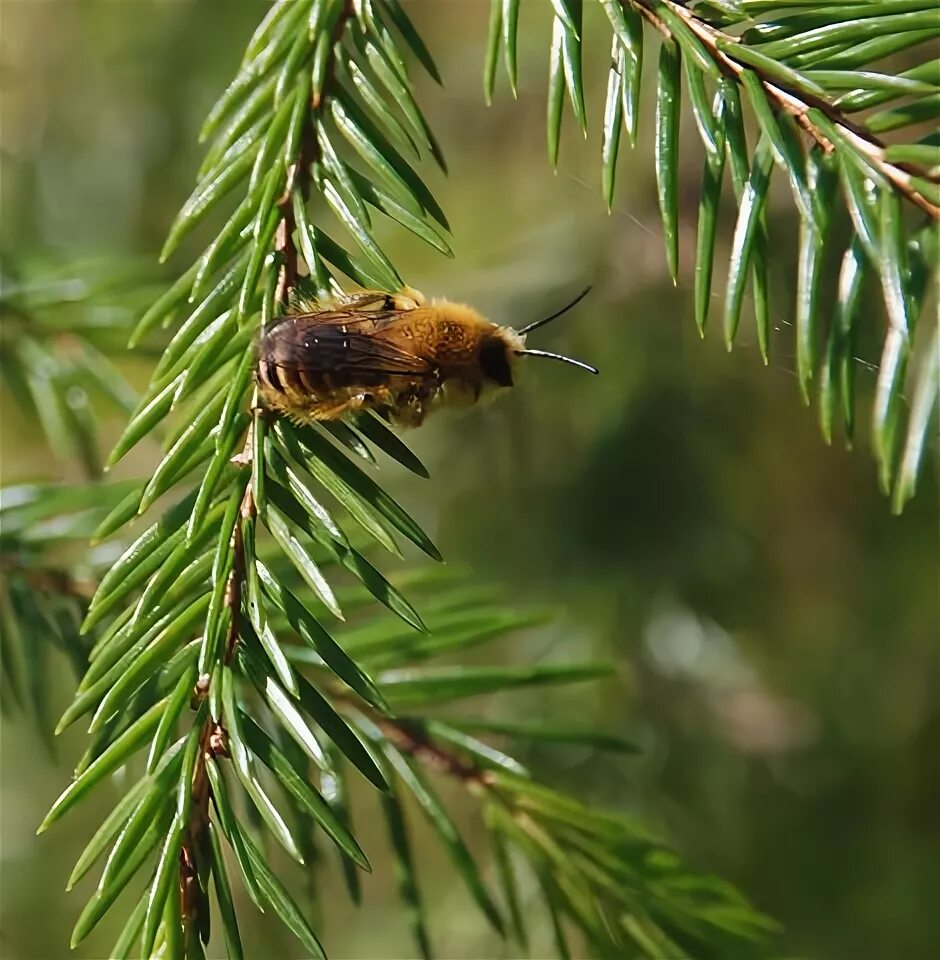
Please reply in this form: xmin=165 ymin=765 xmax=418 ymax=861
xmin=479 ymin=339 xmax=513 ymax=387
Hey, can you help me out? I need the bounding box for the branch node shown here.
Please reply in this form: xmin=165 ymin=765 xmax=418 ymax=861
xmin=208 ymin=723 xmax=230 ymax=758
xmin=192 ymin=673 xmax=211 ymax=705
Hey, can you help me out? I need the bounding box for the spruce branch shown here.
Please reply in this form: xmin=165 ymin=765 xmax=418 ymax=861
xmin=10 ymin=3 xmax=937 ymax=955
xmin=492 ymin=0 xmax=940 ymax=509
xmin=171 ymin=15 xmax=363 ymax=942
xmin=634 ymin=0 xmax=939 ymax=217
xmin=28 ymin=466 xmax=776 ymax=959
xmin=0 ymin=260 xmax=143 ymax=478
xmin=26 ymin=3 xmax=804 ymax=957
xmin=334 ymin=691 xmax=776 ymax=957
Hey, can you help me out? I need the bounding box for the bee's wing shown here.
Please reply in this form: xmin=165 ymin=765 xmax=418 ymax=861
xmin=335 ymin=291 xmax=418 ymax=311
xmin=291 ymin=290 xmax=422 ymax=313
xmin=260 ymin=310 xmax=434 ymax=380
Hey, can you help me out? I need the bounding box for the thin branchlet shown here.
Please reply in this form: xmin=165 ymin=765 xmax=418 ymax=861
xmin=380 ymin=716 xmax=496 ymax=787
xmin=328 ymin=688 xmax=494 ymax=787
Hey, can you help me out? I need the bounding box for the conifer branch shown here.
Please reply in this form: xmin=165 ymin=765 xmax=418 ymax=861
xmin=490 ymin=0 xmax=939 ymax=508
xmin=633 ymin=0 xmax=940 ymax=217
xmin=24 ymin=2 xmax=937 ymax=958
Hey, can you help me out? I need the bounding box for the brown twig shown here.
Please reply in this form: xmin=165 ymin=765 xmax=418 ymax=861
xmin=625 ymin=0 xmax=940 ymax=219
xmin=275 ymin=0 xmax=355 ymax=306
xmin=175 ymin=460 xmax=249 ymax=943
xmin=328 ymin=687 xmax=495 ymax=789
xmin=176 ymin=715 xmax=230 ymax=948
xmin=378 ymin=715 xmax=495 ymax=787
xmin=178 ymin=3 xmax=358 ymax=946
xmin=274 ymin=174 xmax=299 ymax=308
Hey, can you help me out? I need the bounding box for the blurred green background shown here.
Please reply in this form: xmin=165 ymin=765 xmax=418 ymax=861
xmin=2 ymin=2 xmax=938 ymax=959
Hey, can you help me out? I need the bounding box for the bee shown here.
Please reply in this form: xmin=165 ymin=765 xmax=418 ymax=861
xmin=255 ymin=285 xmax=597 ymax=427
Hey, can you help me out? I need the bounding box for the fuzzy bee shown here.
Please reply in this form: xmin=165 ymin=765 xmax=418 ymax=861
xmin=255 ymin=286 xmax=597 ymax=427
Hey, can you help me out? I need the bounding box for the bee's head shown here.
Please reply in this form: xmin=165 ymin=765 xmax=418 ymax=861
xmin=479 ymin=330 xmax=523 ymax=387
xmin=509 ymin=287 xmax=598 ymax=376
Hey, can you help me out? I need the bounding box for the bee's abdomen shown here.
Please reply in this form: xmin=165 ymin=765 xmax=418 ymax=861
xmin=256 ymin=325 xmax=325 ymax=401
xmin=257 ymin=356 xmax=323 ymax=395
xmin=256 ymin=355 xmax=284 ymax=393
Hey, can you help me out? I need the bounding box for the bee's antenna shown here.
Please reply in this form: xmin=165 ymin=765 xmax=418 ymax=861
xmin=517 ymin=348 xmax=598 ymax=375
xmin=516 ymin=286 xmax=592 ymax=336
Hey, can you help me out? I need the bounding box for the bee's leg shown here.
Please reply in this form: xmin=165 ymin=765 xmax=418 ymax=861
xmin=402 ymin=402 xmax=428 ymax=427
xmin=356 ymin=386 xmax=398 ymax=421
xmin=388 ymin=388 xmax=431 ymax=428
xmin=393 ymin=287 xmax=425 ymax=309
xmin=311 ymin=389 xmax=392 ymax=420
xmin=309 ymin=394 xmax=372 ymax=421
xmin=368 ymin=386 xmax=396 ymax=406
